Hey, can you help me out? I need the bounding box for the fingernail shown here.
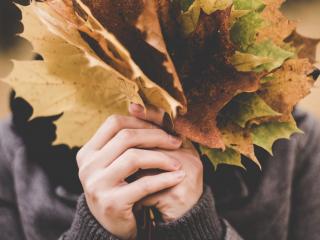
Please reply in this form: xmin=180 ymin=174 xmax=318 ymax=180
xmin=129 ymin=103 xmax=144 ymax=113
xmin=171 ymin=136 xmax=182 ymax=145
xmin=175 ymin=170 xmax=185 ymax=179
xmin=172 ymin=160 xmax=181 ymax=169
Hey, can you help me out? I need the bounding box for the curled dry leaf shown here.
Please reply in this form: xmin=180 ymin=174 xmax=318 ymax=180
xmin=4 ymin=4 xmax=144 ymax=146
xmin=79 ymin=0 xmax=186 ymax=116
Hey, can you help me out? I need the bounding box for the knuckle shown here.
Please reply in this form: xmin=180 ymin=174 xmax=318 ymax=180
xmin=194 ymin=158 xmax=204 ymax=174
xmin=106 ymin=114 xmax=123 ymax=129
xmin=77 ymin=155 xmax=97 ymax=182
xmin=78 ymin=168 xmax=87 ymax=183
xmin=84 ymin=181 xmax=98 ymax=200
xmin=76 ymin=148 xmax=86 ymax=166
xmin=126 ymin=148 xmax=139 ymax=160
xmin=141 ymin=179 xmax=152 ymax=194
xmin=103 ymin=197 xmax=119 ymax=214
xmin=171 ymin=188 xmax=187 ymax=202
xmin=127 ymin=150 xmax=141 ymax=168
xmin=118 ymin=129 xmax=135 ymax=141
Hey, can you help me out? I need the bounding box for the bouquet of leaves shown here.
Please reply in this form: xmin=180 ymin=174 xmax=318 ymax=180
xmin=3 ymin=0 xmax=320 ymax=169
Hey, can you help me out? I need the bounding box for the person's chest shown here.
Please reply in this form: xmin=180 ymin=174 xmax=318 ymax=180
xmin=208 ymin=139 xmax=297 ymax=240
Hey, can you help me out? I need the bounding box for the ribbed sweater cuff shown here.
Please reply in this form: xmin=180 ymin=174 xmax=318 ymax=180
xmin=155 ymin=185 xmax=223 ymax=240
xmin=64 ymin=194 xmax=120 ymax=240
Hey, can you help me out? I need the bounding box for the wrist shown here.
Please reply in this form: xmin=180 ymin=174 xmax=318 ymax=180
xmin=162 ymin=187 xmax=203 ymax=223
xmin=155 ymin=186 xmax=224 ymax=240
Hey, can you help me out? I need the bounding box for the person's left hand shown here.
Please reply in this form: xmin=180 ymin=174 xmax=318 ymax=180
xmin=129 ymin=103 xmax=204 ymax=222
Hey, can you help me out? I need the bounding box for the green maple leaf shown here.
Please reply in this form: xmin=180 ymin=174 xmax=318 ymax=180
xmin=247 ymin=40 xmax=295 ymax=72
xmin=231 ymin=11 xmax=265 ymax=51
xmin=233 ymin=0 xmax=265 ymax=11
xmin=251 ymin=117 xmax=303 ymax=154
xmin=231 ymin=51 xmax=273 ymax=72
xmin=200 ymin=146 xmax=244 ymax=170
xmin=177 ymin=0 xmax=232 ymax=35
xmin=221 ymin=93 xmax=280 ymax=128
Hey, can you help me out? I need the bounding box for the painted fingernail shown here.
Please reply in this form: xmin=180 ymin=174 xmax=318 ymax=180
xmin=129 ymin=103 xmax=144 ymax=113
xmin=172 ymin=160 xmax=181 ymax=169
xmin=171 ymin=136 xmax=182 ymax=144
xmin=175 ymin=170 xmax=185 ymax=179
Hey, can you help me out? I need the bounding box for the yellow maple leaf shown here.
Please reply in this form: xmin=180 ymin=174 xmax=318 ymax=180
xmin=3 ymin=2 xmax=182 ymax=147
xmin=4 ymin=5 xmax=144 ymax=146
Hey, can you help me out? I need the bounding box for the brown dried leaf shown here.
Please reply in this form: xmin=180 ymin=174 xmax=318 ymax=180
xmin=286 ymin=31 xmax=320 ymax=64
xmin=258 ymin=58 xmax=314 ymax=118
xmin=173 ymin=9 xmax=261 ymax=148
xmin=219 ymin=121 xmax=261 ymax=168
xmin=256 ymin=0 xmax=296 ymax=45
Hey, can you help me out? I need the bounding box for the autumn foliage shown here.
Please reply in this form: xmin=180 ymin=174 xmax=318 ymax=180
xmin=3 ymin=0 xmax=319 ymax=169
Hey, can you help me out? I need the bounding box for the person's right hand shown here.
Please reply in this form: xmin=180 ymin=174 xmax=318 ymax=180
xmin=76 ymin=113 xmax=185 ymax=240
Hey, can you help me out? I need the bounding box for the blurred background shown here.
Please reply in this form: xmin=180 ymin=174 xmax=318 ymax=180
xmin=0 ymin=0 xmax=320 ymax=119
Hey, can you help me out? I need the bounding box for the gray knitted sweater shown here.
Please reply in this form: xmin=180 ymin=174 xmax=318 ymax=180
xmin=1 ymin=109 xmax=320 ymax=240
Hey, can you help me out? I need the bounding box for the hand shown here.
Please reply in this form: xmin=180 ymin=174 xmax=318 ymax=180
xmin=76 ymin=112 xmax=185 ymax=239
xmin=129 ymin=104 xmax=204 ymax=223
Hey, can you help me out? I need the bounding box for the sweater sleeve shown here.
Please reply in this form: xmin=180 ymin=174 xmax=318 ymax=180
xmin=0 ymin=121 xmax=26 ymax=240
xmin=155 ymin=185 xmax=244 ymax=240
xmin=0 ymin=118 xmax=120 ymax=240
xmin=288 ymin=115 xmax=320 ymax=240
xmin=60 ymin=194 xmax=120 ymax=240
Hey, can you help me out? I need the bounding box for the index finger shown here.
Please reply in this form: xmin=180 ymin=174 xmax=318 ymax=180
xmin=83 ymin=115 xmax=158 ymax=152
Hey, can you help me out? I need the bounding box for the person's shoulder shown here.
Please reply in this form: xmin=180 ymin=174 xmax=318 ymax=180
xmin=294 ymin=109 xmax=320 ymax=146
xmin=293 ymin=108 xmax=320 ymax=170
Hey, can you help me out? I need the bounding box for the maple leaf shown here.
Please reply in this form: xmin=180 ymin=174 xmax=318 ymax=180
xmin=251 ymin=116 xmax=302 ymax=155
xmin=200 ymin=146 xmax=244 ymax=170
xmin=221 ymin=93 xmax=280 ymax=128
xmin=233 ymin=0 xmax=265 ymax=11
xmin=256 ymin=0 xmax=296 ymax=45
xmin=4 ymin=2 xmax=183 ymax=146
xmin=4 ymin=5 xmax=144 ymax=146
xmin=219 ymin=121 xmax=261 ymax=168
xmin=229 ymin=0 xmax=295 ymax=73
xmin=0 ymin=0 xmax=35 ymax=78
xmin=258 ymin=58 xmax=314 ymax=118
xmin=231 ymin=51 xmax=272 ymax=72
xmin=286 ymin=31 xmax=320 ymax=64
xmin=134 ymin=0 xmax=187 ymax=113
xmin=80 ymin=0 xmax=187 ymax=115
xmin=170 ymin=7 xmax=261 ymax=148
xmin=230 ymin=11 xmax=265 ymax=51
xmin=176 ymin=0 xmax=233 ymax=35
xmin=1 ymin=0 xmax=318 ymax=171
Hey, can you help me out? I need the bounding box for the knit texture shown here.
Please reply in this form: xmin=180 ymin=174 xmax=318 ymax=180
xmin=155 ymin=186 xmax=223 ymax=240
xmin=62 ymin=194 xmax=119 ymax=240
